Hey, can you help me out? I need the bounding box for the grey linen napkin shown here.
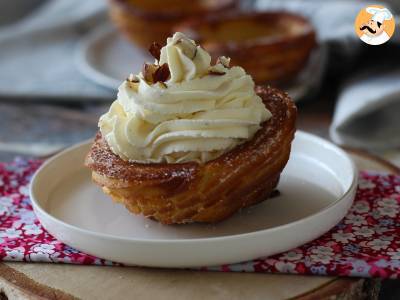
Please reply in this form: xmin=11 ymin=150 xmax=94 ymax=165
xmin=330 ymin=69 xmax=400 ymax=150
xmin=255 ymin=0 xmax=400 ymax=150
xmin=1 ymin=0 xmax=400 ymax=151
xmin=0 ymin=0 xmax=112 ymax=101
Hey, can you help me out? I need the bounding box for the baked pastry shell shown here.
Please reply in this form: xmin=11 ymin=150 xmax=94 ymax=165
xmin=85 ymin=86 xmax=297 ymax=224
xmin=108 ymin=0 xmax=237 ymax=49
xmin=175 ymin=11 xmax=316 ymax=85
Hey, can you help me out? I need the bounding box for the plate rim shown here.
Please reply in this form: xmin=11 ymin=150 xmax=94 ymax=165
xmin=30 ymin=131 xmax=358 ymax=245
xmin=75 ymin=25 xmax=122 ymax=90
xmin=75 ymin=24 xmax=325 ymax=101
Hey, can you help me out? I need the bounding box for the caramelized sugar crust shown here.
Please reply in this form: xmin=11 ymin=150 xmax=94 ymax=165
xmin=85 ymin=86 xmax=297 ymax=224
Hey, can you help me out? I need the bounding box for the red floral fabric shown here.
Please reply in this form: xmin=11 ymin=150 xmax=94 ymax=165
xmin=0 ymin=159 xmax=114 ymax=266
xmin=1 ymin=159 xmax=400 ymax=278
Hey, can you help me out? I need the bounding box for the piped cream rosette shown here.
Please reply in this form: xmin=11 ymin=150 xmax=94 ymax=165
xmin=99 ymin=32 xmax=271 ymax=164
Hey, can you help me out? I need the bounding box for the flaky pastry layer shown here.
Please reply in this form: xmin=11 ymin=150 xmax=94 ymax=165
xmin=85 ymin=86 xmax=297 ymax=224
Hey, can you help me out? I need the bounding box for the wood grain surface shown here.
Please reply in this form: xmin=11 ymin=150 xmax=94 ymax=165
xmin=0 ymin=96 xmax=398 ymax=299
xmin=0 ymin=149 xmax=397 ymax=300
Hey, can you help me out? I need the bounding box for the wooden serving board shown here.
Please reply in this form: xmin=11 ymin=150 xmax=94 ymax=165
xmin=0 ymin=150 xmax=398 ymax=300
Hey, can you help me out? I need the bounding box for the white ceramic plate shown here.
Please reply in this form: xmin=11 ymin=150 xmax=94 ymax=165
xmin=76 ymin=25 xmax=325 ymax=102
xmin=30 ymin=131 xmax=357 ymax=268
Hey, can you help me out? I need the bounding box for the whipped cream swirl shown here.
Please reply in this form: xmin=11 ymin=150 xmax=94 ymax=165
xmin=99 ymin=32 xmax=271 ymax=164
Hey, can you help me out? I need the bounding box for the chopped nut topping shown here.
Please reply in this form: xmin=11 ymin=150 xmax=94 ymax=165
xmin=208 ymin=63 xmax=227 ymax=76
xmin=208 ymin=70 xmax=226 ymax=76
xmin=142 ymin=63 xmax=170 ymax=84
xmin=158 ymin=81 xmax=168 ymax=89
xmin=149 ymin=42 xmax=162 ymax=61
xmin=127 ymin=74 xmax=139 ymax=83
xmin=175 ymin=38 xmax=197 ymax=60
xmin=217 ymin=56 xmax=231 ymax=68
xmin=142 ymin=63 xmax=158 ymax=83
xmin=153 ymin=63 xmax=170 ymax=82
xmin=126 ymin=74 xmax=140 ymax=90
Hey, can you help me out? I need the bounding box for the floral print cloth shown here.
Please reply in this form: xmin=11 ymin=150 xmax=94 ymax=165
xmin=1 ymin=159 xmax=400 ymax=278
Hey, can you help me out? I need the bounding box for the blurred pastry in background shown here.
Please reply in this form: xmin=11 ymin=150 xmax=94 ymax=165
xmin=176 ymin=11 xmax=316 ymax=85
xmin=108 ymin=0 xmax=237 ymax=49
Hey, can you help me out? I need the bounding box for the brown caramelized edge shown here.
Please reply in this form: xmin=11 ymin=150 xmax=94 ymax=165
xmin=85 ymin=86 xmax=297 ymax=182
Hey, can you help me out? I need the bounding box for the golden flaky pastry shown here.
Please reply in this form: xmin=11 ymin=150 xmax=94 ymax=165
xmin=85 ymin=86 xmax=296 ymax=224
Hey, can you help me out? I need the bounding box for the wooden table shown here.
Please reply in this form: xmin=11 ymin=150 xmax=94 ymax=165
xmin=0 ymin=100 xmax=399 ymax=299
xmin=0 ymin=149 xmax=397 ymax=300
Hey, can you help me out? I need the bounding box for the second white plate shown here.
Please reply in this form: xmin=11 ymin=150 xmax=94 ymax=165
xmin=76 ymin=25 xmax=325 ymax=102
xmin=30 ymin=131 xmax=357 ymax=267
